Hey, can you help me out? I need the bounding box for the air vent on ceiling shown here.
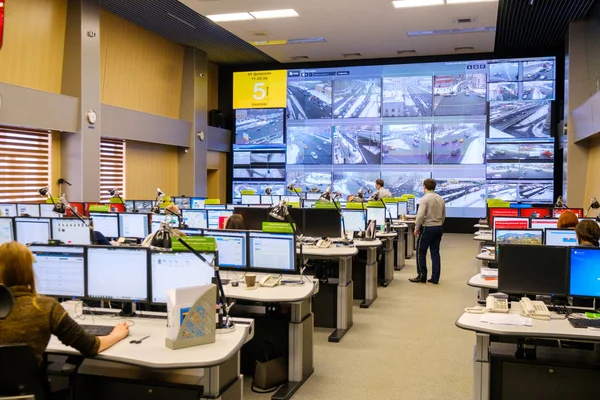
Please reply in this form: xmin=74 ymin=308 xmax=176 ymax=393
xmin=342 ymin=53 xmax=362 ymax=58
xmin=251 ymin=30 xmax=271 ymax=37
xmin=455 ymin=16 xmax=478 ymax=24
xmin=454 ymin=46 xmax=475 ymax=52
xmin=397 ymin=50 xmax=417 ymax=56
xmin=167 ymin=12 xmax=196 ymax=29
xmin=290 ymin=56 xmax=310 ymax=60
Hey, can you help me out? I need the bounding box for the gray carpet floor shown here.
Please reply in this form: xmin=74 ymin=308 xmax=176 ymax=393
xmin=244 ymin=233 xmax=477 ymax=400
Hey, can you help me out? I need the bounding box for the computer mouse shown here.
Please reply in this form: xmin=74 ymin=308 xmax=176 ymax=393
xmin=231 ymin=281 xmax=239 ymax=287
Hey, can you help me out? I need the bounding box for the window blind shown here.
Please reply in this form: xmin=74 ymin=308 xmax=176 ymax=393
xmin=100 ymin=138 xmax=126 ymax=202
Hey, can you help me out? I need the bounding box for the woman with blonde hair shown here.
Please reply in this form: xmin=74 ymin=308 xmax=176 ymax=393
xmin=0 ymin=242 xmax=129 ymax=364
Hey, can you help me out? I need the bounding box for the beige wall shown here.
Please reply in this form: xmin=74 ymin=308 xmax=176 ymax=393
xmin=0 ymin=0 xmax=67 ymax=92
xmin=207 ymin=150 xmax=227 ymax=202
xmin=584 ymin=136 xmax=600 ymax=216
xmin=100 ymin=10 xmax=185 ymax=119
xmin=125 ymin=141 xmax=179 ymax=199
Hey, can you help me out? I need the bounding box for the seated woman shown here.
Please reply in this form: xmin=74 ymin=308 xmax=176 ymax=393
xmin=0 ymin=242 xmax=129 ymax=364
xmin=557 ymin=210 xmax=579 ymax=229
xmin=225 ymin=214 xmax=246 ymax=230
xmin=575 ymin=220 xmax=600 ymax=247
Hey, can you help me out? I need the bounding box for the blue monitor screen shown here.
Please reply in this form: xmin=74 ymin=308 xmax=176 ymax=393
xmin=544 ymin=229 xmax=578 ymax=246
xmin=342 ymin=210 xmax=366 ymax=232
xmin=248 ymin=232 xmax=295 ymax=272
xmin=203 ymin=229 xmax=247 ymax=269
xmin=570 ymin=247 xmax=600 ymax=297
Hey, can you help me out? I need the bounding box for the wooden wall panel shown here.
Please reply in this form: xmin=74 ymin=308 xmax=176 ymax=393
xmin=207 ymin=62 xmax=219 ymax=111
xmin=100 ymin=10 xmax=185 ymax=119
xmin=585 ymin=137 xmax=600 ymax=216
xmin=125 ymin=141 xmax=179 ymax=199
xmin=0 ymin=0 xmax=67 ymax=93
xmin=206 ymin=150 xmax=226 ymax=202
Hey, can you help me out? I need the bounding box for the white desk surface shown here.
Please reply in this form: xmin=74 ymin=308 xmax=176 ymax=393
xmin=300 ymin=245 xmax=358 ymax=257
xmin=474 ymin=224 xmax=489 ymax=229
xmin=353 ymin=239 xmax=382 ymax=248
xmin=376 ymin=232 xmax=397 ymax=238
xmin=473 ymin=234 xmax=493 ymax=242
xmin=47 ymin=302 xmax=251 ymax=369
xmin=467 ymin=274 xmax=498 ymax=289
xmin=223 ymin=276 xmax=318 ymax=303
xmin=391 ymin=223 xmax=408 ymax=229
xmin=456 ymin=305 xmax=600 ymax=341
xmin=476 ymin=252 xmax=496 ymax=261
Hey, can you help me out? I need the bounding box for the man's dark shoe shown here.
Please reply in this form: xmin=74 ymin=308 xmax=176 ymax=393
xmin=427 ymin=279 xmax=439 ymax=285
xmin=409 ymin=276 xmax=426 ymax=283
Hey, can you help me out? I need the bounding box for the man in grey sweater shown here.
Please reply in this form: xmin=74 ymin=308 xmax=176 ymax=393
xmin=409 ymin=178 xmax=446 ymax=284
xmin=371 ymin=179 xmax=392 ymax=200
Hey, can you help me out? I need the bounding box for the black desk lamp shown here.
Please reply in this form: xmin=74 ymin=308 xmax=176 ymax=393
xmin=109 ymin=188 xmax=126 ymax=211
xmin=586 ymin=197 xmax=600 ymax=217
xmin=151 ymin=188 xmax=166 ymax=214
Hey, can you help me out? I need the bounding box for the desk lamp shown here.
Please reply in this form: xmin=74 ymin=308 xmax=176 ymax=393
xmin=286 ymin=183 xmax=301 ymax=200
xmin=585 ymin=197 xmax=600 ymax=217
xmin=264 ymin=187 xmax=272 ymax=195
xmin=269 ymin=199 xmax=306 ymax=284
xmin=0 ymin=284 xmax=13 ymax=319
xmin=109 ymin=188 xmax=126 ymax=211
xmin=39 ymin=186 xmax=61 ymax=214
xmin=165 ymin=207 xmax=187 ymax=229
xmin=555 ymin=196 xmax=566 ymax=208
xmin=151 ymin=188 xmax=166 ymax=214
xmin=58 ymin=195 xmax=97 ymax=245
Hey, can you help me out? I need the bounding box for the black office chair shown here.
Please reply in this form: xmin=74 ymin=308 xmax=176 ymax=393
xmin=0 ymin=284 xmax=13 ymax=319
xmin=0 ymin=345 xmax=47 ymax=400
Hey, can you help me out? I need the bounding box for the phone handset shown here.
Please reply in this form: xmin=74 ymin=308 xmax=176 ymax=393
xmin=259 ymin=274 xmax=281 ymax=288
xmin=519 ymin=297 xmax=551 ymax=320
xmin=486 ymin=296 xmax=509 ymax=313
xmin=316 ymin=239 xmax=331 ymax=248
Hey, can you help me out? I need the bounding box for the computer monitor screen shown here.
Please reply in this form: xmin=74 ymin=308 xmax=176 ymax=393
xmin=118 ymin=213 xmax=149 ymax=238
xmin=397 ymin=201 xmax=408 ymax=216
xmin=133 ymin=200 xmax=153 ymax=213
xmin=342 ymin=210 xmax=366 ymax=232
xmin=0 ymin=218 xmax=13 ymax=244
xmin=0 ymin=203 xmax=17 ymax=217
xmin=191 ymin=198 xmax=205 ymax=209
xmin=530 ymin=218 xmax=559 ymax=230
xmin=305 ymin=193 xmax=321 ymax=200
xmin=303 ymin=200 xmax=316 ymax=208
xmin=553 ymin=208 xmax=584 ymax=218
xmin=207 ymin=210 xmax=234 ymax=229
xmin=17 ymin=204 xmax=40 ymax=217
xmin=489 ymin=207 xmax=519 ymax=226
xmin=87 ymin=247 xmax=149 ymax=301
xmin=494 ymin=229 xmax=543 ymax=245
xmin=261 ymin=195 xmax=280 ymax=205
xmin=241 ymin=195 xmax=261 ymax=205
xmin=367 ymin=207 xmax=385 ymax=227
xmin=205 ymin=204 xmax=226 ymax=210
xmin=570 ymin=247 xmax=600 ymax=297
xmin=233 ymin=207 xmax=270 ymax=230
xmin=125 ymin=200 xmax=135 ymax=211
xmin=51 ymin=218 xmax=92 ymax=245
xmin=498 ymin=244 xmax=568 ymax=295
xmin=30 ymin=245 xmax=85 ymax=297
xmin=15 ymin=217 xmax=50 ymax=245
xmin=150 ymin=218 xmax=177 ymax=234
xmin=493 ymin=217 xmax=529 ymax=231
xmin=248 ymin=232 xmax=296 ymax=272
xmin=181 ymin=209 xmax=208 ymax=229
xmin=520 ymin=208 xmax=551 ymax=218
xmin=303 ymin=208 xmax=342 ymax=238
xmin=90 ymin=213 xmax=119 ymax=238
xmin=544 ymin=229 xmax=578 ymax=246
xmin=40 ymin=203 xmax=62 ymax=218
xmin=202 ymin=229 xmax=247 ymax=269
xmin=385 ymin=203 xmax=399 ymax=219
xmin=150 ymin=251 xmax=215 ymax=304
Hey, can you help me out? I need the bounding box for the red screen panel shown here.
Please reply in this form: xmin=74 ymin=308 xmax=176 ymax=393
xmin=552 ymin=208 xmax=584 ymax=218
xmin=520 ymin=208 xmax=552 ymax=218
xmin=493 ymin=217 xmax=530 ymax=230
xmin=66 ymin=202 xmax=85 ymax=217
xmin=489 ymin=208 xmax=518 ymax=226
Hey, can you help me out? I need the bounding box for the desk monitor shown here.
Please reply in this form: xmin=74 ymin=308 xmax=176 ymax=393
xmin=498 ymin=244 xmax=568 ymax=296
xmin=304 ymin=208 xmax=342 ymax=238
xmin=150 ymin=251 xmax=215 ymax=304
xmin=172 ymin=197 xmax=191 ymax=209
xmin=530 ymin=218 xmax=559 ymax=230
xmin=342 ymin=209 xmax=366 ymax=232
xmin=233 ymin=207 xmax=270 ymax=230
xmin=40 ymin=203 xmax=62 ymax=218
xmin=305 ymin=192 xmax=321 ymax=200
xmin=87 ymin=247 xmax=149 ymax=301
xmin=385 ymin=203 xmax=399 ymax=220
xmin=488 ymin=207 xmax=519 ymax=227
xmin=553 ymin=208 xmax=584 ymax=218
xmin=544 ymin=229 xmax=578 ymax=247
xmin=118 ymin=213 xmax=149 ymax=238
xmin=397 ymin=201 xmax=408 ymax=216
xmin=261 ymin=195 xmax=280 ymax=205
xmin=241 ymin=195 xmax=261 ymax=205
xmin=0 ymin=203 xmax=17 ymax=217
xmin=0 ymin=217 xmax=14 ymax=245
xmin=15 ymin=217 xmax=51 ymax=245
xmin=580 ymin=217 xmax=600 ymax=227
xmin=90 ymin=213 xmax=119 ymax=238
xmin=150 ymin=218 xmax=177 ymax=234
xmin=30 ymin=245 xmax=85 ymax=297
xmin=133 ymin=200 xmax=153 ymax=213
xmin=227 ymin=204 xmax=241 ymax=210
xmin=205 ymin=204 xmax=226 ymax=210
xmin=207 ymin=209 xmax=234 ymax=229
xmin=492 ymin=217 xmax=529 ymax=232
xmin=190 ymin=197 xmax=205 ymax=209
xmin=178 ymin=228 xmax=203 ymax=236
xmin=248 ymin=232 xmax=296 ymax=273
xmin=203 ymin=229 xmax=247 ymax=269
xmin=494 ymin=229 xmax=543 ymax=245
xmin=520 ymin=208 xmax=551 ymax=218
xmin=303 ymin=200 xmax=316 ymax=208
xmin=125 ymin=200 xmax=135 ymax=211
xmin=181 ymin=209 xmax=208 ymax=229
xmin=366 ymin=207 xmax=385 ymax=227
xmin=51 ymin=218 xmax=92 ymax=245
xmin=569 ymin=247 xmax=600 ymax=297
xmin=17 ymin=204 xmax=40 ymax=217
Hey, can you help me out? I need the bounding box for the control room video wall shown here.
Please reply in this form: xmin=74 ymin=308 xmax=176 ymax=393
xmin=232 ymin=57 xmax=556 ymax=218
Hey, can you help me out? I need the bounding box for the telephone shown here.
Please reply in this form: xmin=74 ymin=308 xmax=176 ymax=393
xmin=519 ymin=297 xmax=551 ymax=320
xmin=316 ymin=239 xmax=331 ymax=248
xmin=486 ymin=296 xmax=509 ymax=313
xmin=259 ymin=275 xmax=281 ymax=288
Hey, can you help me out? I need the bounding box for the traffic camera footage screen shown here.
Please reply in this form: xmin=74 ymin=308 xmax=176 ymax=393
xmin=232 ymin=56 xmax=556 ymax=218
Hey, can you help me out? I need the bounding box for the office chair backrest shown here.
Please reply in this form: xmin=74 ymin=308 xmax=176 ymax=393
xmin=0 ymin=345 xmax=46 ymax=400
xmin=0 ymin=285 xmax=13 ymax=319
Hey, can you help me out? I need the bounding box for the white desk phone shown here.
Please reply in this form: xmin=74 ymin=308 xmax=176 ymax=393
xmin=315 ymin=239 xmax=331 ymax=248
xmin=484 ymin=296 xmax=550 ymax=319
xmin=259 ymin=275 xmax=281 ymax=287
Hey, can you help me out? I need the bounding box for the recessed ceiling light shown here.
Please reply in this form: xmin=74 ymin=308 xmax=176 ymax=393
xmin=342 ymin=53 xmax=362 ymax=58
xmin=290 ymin=56 xmax=310 ymax=60
xmin=446 ymin=0 xmax=498 ymax=3
xmin=392 ymin=0 xmax=444 ymax=8
xmin=249 ymin=9 xmax=299 ymax=19
xmin=206 ymin=12 xmax=254 ymax=22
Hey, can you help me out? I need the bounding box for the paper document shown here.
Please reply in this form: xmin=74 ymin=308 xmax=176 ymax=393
xmin=481 ymin=313 xmax=532 ymax=326
xmin=480 ymin=268 xmax=498 ymax=278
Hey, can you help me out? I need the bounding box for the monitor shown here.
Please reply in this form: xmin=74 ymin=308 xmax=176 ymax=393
xmin=553 ymin=208 xmax=584 ymax=218
xmin=17 ymin=204 xmax=40 ymax=217
xmin=15 ymin=217 xmax=50 ymax=245
xmin=530 ymin=218 xmax=559 ymax=230
xmin=0 ymin=203 xmax=17 ymax=217
xmin=570 ymin=247 xmax=600 ymax=297
xmin=241 ymin=195 xmax=261 ymax=205
xmin=385 ymin=203 xmax=399 ymax=220
xmin=178 ymin=228 xmax=203 ymax=236
xmin=205 ymin=204 xmax=226 ymax=210
xmin=125 ymin=200 xmax=135 ymax=211
xmin=86 ymin=247 xmax=149 ymax=301
xmin=191 ymin=197 xmax=205 ymax=209
xmin=488 ymin=207 xmax=518 ymax=226
xmin=342 ymin=209 xmax=366 ymax=232
xmin=494 ymin=229 xmax=543 ymax=245
xmin=133 ymin=200 xmax=153 ymax=213
xmin=303 ymin=208 xmax=342 ymax=238
xmin=0 ymin=217 xmax=14 ymax=244
xmin=202 ymin=229 xmax=247 ymax=269
xmin=261 ymin=195 xmax=280 ymax=205
xmin=150 ymin=218 xmax=176 ymax=234
xmin=207 ymin=210 xmax=234 ymax=229
xmin=248 ymin=232 xmax=296 ymax=273
xmin=227 ymin=204 xmax=241 ymax=210
xmin=303 ymin=200 xmax=317 ymax=208
xmin=89 ymin=213 xmax=119 ymax=238
xmin=30 ymin=245 xmax=85 ymax=297
xmin=544 ymin=229 xmax=578 ymax=246
xmin=118 ymin=213 xmax=149 ymax=238
xmin=492 ymin=217 xmax=529 ymax=231
xmin=305 ymin=192 xmax=321 ymax=200
xmin=182 ymin=209 xmax=208 ymax=229
xmin=498 ymin=244 xmax=568 ymax=296
xmin=150 ymin=251 xmax=215 ymax=304
xmin=40 ymin=203 xmax=62 ymax=218
xmin=397 ymin=201 xmax=408 ymax=216
xmin=520 ymin=208 xmax=551 ymax=218
xmin=51 ymin=218 xmax=92 ymax=245
xmin=233 ymin=207 xmax=270 ymax=230
xmin=367 ymin=207 xmax=385 ymax=227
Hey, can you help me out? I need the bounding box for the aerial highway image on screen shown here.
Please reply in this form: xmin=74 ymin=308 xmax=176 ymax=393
xmin=286 ymin=171 xmax=332 ymax=193
xmin=381 ymin=124 xmax=431 ymax=164
xmin=487 ymin=143 xmax=521 ymax=161
xmin=522 ymin=60 xmax=554 ymax=81
xmin=487 ymin=183 xmax=518 ymax=201
xmin=488 ymin=82 xmax=519 ymax=101
xmin=435 ymin=179 xmax=486 ymax=208
xmin=382 ymin=76 xmax=432 ymax=117
xmin=487 ymin=163 xmax=521 ymax=180
xmin=522 ymin=81 xmax=554 ymax=100
xmin=333 ymin=125 xmax=381 ymax=164
xmin=518 ymin=143 xmax=554 ymax=159
xmin=519 ymin=182 xmax=553 ymax=202
xmin=380 ymin=171 xmax=431 ymax=199
xmin=333 ymin=78 xmax=382 ymax=118
xmin=248 ymin=152 xmax=286 ymax=164
xmin=235 ymin=109 xmax=284 ymax=145
xmin=432 ymin=74 xmax=486 ymax=116
xmin=287 ymin=80 xmax=332 ymax=119
xmin=432 ymin=123 xmax=485 ymax=164
xmin=489 ymin=101 xmax=551 ymax=139
xmin=496 ymin=231 xmax=543 ymax=245
xmin=287 ymin=126 xmax=332 ymax=165
xmin=232 ymin=182 xmax=260 ymax=199
xmin=233 ymin=168 xmax=285 ymax=179
xmin=333 ymin=171 xmax=380 ymax=198
xmin=519 ymin=163 xmax=553 ymax=179
xmin=489 ymin=62 xmax=519 ymax=82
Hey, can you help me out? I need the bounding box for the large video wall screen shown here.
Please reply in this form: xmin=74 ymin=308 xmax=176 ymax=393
xmin=232 ymin=57 xmax=556 ymax=218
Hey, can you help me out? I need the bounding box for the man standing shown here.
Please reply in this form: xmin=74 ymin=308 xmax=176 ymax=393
xmin=409 ymin=178 xmax=446 ymax=284
xmin=371 ymin=179 xmax=392 ymax=200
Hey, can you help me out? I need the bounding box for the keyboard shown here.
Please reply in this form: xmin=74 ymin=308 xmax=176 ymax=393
xmin=80 ymin=324 xmax=114 ymax=336
xmin=568 ymin=318 xmax=600 ymax=329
